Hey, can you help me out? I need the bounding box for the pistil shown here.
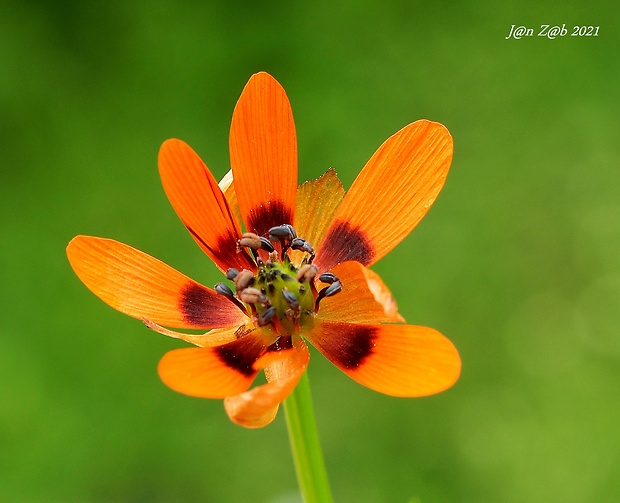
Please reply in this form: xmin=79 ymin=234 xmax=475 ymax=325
xmin=215 ymin=224 xmax=341 ymax=339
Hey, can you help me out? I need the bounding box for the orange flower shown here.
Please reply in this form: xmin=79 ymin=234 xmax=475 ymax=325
xmin=67 ymin=72 xmax=460 ymax=428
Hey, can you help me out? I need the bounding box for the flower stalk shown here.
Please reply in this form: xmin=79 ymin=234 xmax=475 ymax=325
xmin=284 ymin=372 xmax=333 ymax=503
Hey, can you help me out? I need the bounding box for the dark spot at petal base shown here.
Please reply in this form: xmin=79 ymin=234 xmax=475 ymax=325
xmin=319 ymin=220 xmax=375 ymax=267
xmin=248 ymin=200 xmax=293 ymax=237
xmin=215 ymin=336 xmax=266 ymax=377
xmin=335 ymin=324 xmax=377 ymax=369
xmin=180 ymin=281 xmax=240 ymax=327
xmin=310 ymin=322 xmax=377 ymax=370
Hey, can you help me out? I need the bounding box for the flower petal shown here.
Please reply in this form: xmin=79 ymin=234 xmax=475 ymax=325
xmin=159 ymin=139 xmax=255 ymax=272
xmin=314 ymin=120 xmax=453 ymax=271
xmin=224 ymin=338 xmax=309 ymax=428
xmin=305 ymin=319 xmax=460 ymax=397
xmin=229 ymin=72 xmax=297 ymax=236
xmin=143 ymin=319 xmax=248 ymax=348
xmin=67 ymin=236 xmax=246 ymax=329
xmin=317 ymin=261 xmax=404 ymax=324
xmin=290 ymin=168 xmax=345 ymax=265
xmin=158 ymin=331 xmax=275 ymax=399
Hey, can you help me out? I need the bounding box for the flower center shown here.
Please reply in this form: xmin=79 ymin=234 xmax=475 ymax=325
xmin=215 ymin=224 xmax=341 ymax=338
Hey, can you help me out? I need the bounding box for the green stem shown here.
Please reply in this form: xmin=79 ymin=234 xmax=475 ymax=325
xmin=283 ymin=372 xmax=334 ymax=503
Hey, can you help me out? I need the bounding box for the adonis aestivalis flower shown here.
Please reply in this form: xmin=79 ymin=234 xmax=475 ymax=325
xmin=67 ymin=72 xmax=460 ymax=428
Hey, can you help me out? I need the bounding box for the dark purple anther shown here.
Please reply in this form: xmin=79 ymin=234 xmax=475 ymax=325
xmin=323 ymin=281 xmax=342 ymax=297
xmin=226 ymin=268 xmax=240 ymax=280
xmin=215 ymin=282 xmax=235 ymax=297
xmin=257 ymin=306 xmax=277 ymax=326
xmin=268 ymin=224 xmax=297 ymax=242
xmin=282 ymin=289 xmax=300 ymax=310
xmin=318 ymin=272 xmax=339 ymax=284
xmin=259 ymin=236 xmax=275 ymax=252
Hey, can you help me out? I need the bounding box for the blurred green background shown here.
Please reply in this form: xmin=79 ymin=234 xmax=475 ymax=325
xmin=2 ymin=1 xmax=619 ymax=502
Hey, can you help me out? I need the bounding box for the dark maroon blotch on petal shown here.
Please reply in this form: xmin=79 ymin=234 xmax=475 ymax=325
xmin=179 ymin=281 xmax=241 ymax=327
xmin=319 ymin=220 xmax=375 ymax=267
xmin=248 ymin=200 xmax=293 ymax=237
xmin=214 ymin=336 xmax=266 ymax=377
xmin=311 ymin=323 xmax=377 ymax=370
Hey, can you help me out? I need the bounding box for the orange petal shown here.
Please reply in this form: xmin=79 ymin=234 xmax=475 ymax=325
xmin=158 ymin=332 xmax=274 ymax=399
xmin=143 ymin=319 xmax=252 ymax=347
xmin=67 ymin=236 xmax=246 ymax=329
xmin=316 ymin=261 xmax=404 ymax=323
xmin=305 ymin=319 xmax=460 ymax=397
xmin=224 ymin=338 xmax=309 ymax=428
xmin=229 ymin=72 xmax=297 ymax=236
xmin=159 ymin=139 xmax=255 ymax=272
xmin=290 ymin=168 xmax=345 ymax=265
xmin=315 ymin=120 xmax=453 ymax=271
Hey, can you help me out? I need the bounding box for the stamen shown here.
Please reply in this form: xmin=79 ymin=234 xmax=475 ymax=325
xmin=214 ymin=282 xmax=249 ymax=315
xmin=286 ymin=224 xmax=297 ymax=239
xmin=268 ymin=224 xmax=297 ymax=242
xmin=268 ymin=224 xmax=298 ymax=255
xmin=323 ymin=281 xmax=342 ymax=297
xmin=221 ymin=224 xmax=326 ymax=339
xmin=214 ymin=282 xmax=235 ymax=297
xmin=238 ymin=287 xmax=268 ymax=305
xmin=237 ymin=232 xmax=265 ymax=263
xmin=226 ymin=268 xmax=239 ymax=280
xmin=238 ymin=232 xmax=262 ymax=251
xmin=315 ymin=280 xmax=343 ymax=312
xmin=257 ymin=306 xmax=277 ymax=326
xmin=233 ymin=269 xmax=255 ymax=291
xmin=290 ymin=237 xmax=315 ymax=262
xmin=259 ymin=237 xmax=275 ymax=253
xmin=282 ymin=288 xmax=300 ymax=310
xmin=318 ymin=272 xmax=339 ymax=284
xmin=297 ymin=263 xmax=318 ymax=282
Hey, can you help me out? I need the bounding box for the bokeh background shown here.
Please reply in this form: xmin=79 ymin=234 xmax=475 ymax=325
xmin=2 ymin=1 xmax=619 ymax=502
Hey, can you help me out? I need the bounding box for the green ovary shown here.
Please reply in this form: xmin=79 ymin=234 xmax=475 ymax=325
xmin=255 ymin=262 xmax=315 ymax=335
